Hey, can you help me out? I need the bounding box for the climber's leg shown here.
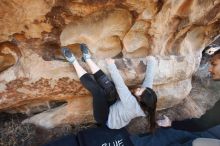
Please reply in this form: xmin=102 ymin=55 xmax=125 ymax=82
xmin=80 ymin=73 xmax=110 ymax=124
xmin=61 ymin=47 xmax=109 ymax=124
xmin=80 ymin=44 xmax=118 ymax=104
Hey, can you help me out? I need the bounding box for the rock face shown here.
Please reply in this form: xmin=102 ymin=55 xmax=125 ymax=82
xmin=0 ymin=0 xmax=54 ymax=41
xmin=0 ymin=0 xmax=220 ymax=129
xmin=60 ymin=8 xmax=132 ymax=58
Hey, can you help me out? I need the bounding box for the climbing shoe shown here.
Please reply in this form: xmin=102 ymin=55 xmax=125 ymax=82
xmin=61 ymin=47 xmax=76 ymax=63
xmin=80 ymin=43 xmax=91 ymax=62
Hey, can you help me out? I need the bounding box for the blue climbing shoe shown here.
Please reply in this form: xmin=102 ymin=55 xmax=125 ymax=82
xmin=61 ymin=47 xmax=76 ymax=63
xmin=80 ymin=43 xmax=91 ymax=62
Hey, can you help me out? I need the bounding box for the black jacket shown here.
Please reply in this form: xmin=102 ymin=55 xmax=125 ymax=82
xmin=172 ymin=100 xmax=220 ymax=132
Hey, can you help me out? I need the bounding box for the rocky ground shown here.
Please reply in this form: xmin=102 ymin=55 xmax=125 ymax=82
xmin=0 ymin=112 xmax=96 ymax=146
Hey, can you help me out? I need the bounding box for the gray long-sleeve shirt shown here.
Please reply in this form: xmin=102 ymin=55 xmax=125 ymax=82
xmin=106 ymin=56 xmax=156 ymax=129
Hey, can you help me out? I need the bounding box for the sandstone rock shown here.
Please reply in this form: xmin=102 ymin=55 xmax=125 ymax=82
xmin=0 ymin=0 xmax=219 ymax=129
xmin=122 ymin=0 xmax=158 ymax=14
xmin=92 ymin=36 xmax=122 ymax=58
xmin=0 ymin=0 xmax=54 ymax=41
xmin=122 ymin=46 xmax=150 ymax=58
xmin=148 ymin=0 xmax=220 ymax=56
xmin=0 ymin=42 xmax=21 ymax=72
xmin=0 ymin=50 xmax=197 ymax=128
xmin=155 ymin=78 xmax=192 ymax=109
xmin=22 ymin=97 xmax=93 ymax=128
xmin=137 ymin=0 xmax=158 ymax=20
xmin=0 ymin=54 xmax=15 ymax=73
xmin=111 ymin=56 xmax=197 ymax=85
xmin=123 ymin=20 xmax=150 ymax=53
xmin=60 ymin=8 xmax=132 ymax=56
xmin=0 ymin=52 xmax=195 ymax=109
xmin=67 ymin=1 xmax=115 ymax=17
xmin=189 ymin=0 xmax=220 ymax=24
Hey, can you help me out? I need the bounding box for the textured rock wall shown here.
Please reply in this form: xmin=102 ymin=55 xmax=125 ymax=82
xmin=0 ymin=0 xmax=220 ymax=128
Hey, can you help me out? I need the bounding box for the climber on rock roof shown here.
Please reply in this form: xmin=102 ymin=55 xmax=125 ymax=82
xmin=61 ymin=43 xmax=158 ymax=133
xmin=43 ymin=44 xmax=220 ymax=146
xmin=51 ymin=40 xmax=220 ymax=146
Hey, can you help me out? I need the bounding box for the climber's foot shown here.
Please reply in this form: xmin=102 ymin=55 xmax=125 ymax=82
xmin=80 ymin=43 xmax=91 ymax=62
xmin=61 ymin=47 xmax=76 ymax=63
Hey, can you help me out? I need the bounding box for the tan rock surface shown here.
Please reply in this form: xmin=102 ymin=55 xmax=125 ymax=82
xmin=0 ymin=42 xmax=21 ymax=72
xmin=123 ymin=20 xmax=150 ymax=53
xmin=22 ymin=97 xmax=93 ymax=129
xmin=0 ymin=53 xmax=195 ymax=110
xmin=0 ymin=0 xmax=219 ymax=129
xmin=60 ymin=8 xmax=132 ymax=58
xmin=0 ymin=0 xmax=54 ymax=41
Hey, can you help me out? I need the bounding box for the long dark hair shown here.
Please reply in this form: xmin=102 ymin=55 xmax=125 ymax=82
xmin=139 ymin=87 xmax=157 ymax=133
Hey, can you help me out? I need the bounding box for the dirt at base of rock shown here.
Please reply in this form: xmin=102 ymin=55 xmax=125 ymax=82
xmin=0 ymin=112 xmax=96 ymax=146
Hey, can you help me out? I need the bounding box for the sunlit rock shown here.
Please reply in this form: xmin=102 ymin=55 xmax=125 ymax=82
xmin=0 ymin=0 xmax=54 ymax=41
xmin=60 ymin=8 xmax=132 ymax=58
xmin=0 ymin=0 xmax=219 ymax=129
xmin=0 ymin=42 xmax=21 ymax=72
xmin=123 ymin=20 xmax=150 ymax=53
xmin=22 ymin=97 xmax=93 ymax=128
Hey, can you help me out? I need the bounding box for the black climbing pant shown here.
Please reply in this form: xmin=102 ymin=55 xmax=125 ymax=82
xmin=80 ymin=70 xmax=117 ymax=125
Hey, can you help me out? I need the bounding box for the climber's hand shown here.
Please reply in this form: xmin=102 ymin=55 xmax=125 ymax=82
xmin=106 ymin=58 xmax=115 ymax=64
xmin=157 ymin=115 xmax=172 ymax=127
